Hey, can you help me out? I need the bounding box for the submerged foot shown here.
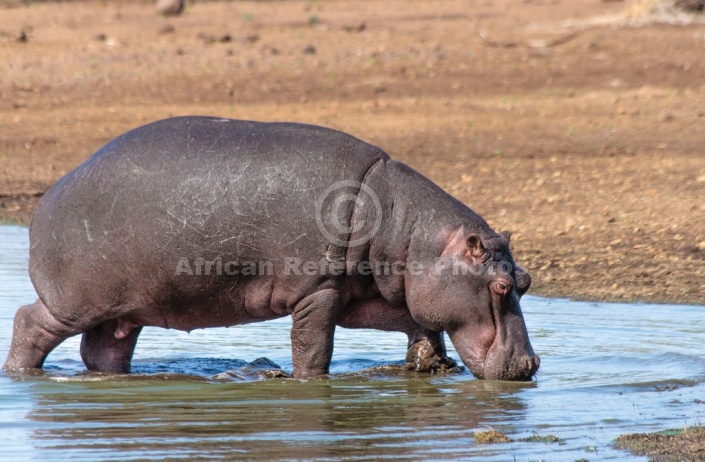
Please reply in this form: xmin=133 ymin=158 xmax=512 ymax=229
xmin=405 ymin=338 xmax=459 ymax=373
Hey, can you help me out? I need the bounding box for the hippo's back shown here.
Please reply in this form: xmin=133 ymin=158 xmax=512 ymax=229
xmin=29 ymin=117 xmax=388 ymax=310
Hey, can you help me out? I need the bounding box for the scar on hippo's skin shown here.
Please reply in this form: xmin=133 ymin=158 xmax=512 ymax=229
xmin=114 ymin=319 xmax=138 ymax=339
xmin=439 ymin=227 xmax=469 ymax=257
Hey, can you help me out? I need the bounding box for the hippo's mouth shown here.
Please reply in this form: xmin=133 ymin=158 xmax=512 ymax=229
xmin=477 ymin=332 xmax=540 ymax=381
xmin=465 ymin=358 xmax=489 ymax=380
xmin=446 ymin=327 xmax=495 ymax=380
xmin=447 ymin=324 xmax=538 ymax=381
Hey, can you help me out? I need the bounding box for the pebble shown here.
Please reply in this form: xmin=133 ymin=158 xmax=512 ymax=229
xmin=697 ymin=242 xmax=705 ymax=251
xmin=156 ymin=0 xmax=184 ymax=16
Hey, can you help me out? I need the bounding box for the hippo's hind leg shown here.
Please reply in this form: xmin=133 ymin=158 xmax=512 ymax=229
xmin=3 ymin=298 xmax=82 ymax=371
xmin=80 ymin=319 xmax=142 ymax=373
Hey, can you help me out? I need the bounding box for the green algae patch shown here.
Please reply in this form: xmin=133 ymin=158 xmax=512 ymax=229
xmin=518 ymin=434 xmax=566 ymax=444
xmin=615 ymin=426 xmax=705 ymax=461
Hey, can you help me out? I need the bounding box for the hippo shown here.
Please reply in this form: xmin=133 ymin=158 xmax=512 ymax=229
xmin=3 ymin=116 xmax=539 ymax=380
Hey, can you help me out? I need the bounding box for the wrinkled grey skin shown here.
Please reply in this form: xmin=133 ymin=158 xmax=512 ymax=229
xmin=3 ymin=117 xmax=539 ymax=381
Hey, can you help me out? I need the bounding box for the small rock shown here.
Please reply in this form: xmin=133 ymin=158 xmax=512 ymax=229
xmin=156 ymin=0 xmax=184 ymax=16
xmin=697 ymin=242 xmax=705 ymax=251
xmin=303 ymin=45 xmax=316 ymax=55
xmin=158 ymin=24 xmax=175 ymax=34
xmin=197 ymin=32 xmax=214 ymax=44
xmin=344 ymin=22 xmax=366 ymax=33
xmin=94 ymin=33 xmax=107 ymax=41
xmin=210 ymin=357 xmax=290 ymax=381
xmin=17 ymin=31 xmax=28 ymax=43
xmin=696 ymin=174 xmax=705 ymax=182
xmin=198 ymin=33 xmax=231 ymax=44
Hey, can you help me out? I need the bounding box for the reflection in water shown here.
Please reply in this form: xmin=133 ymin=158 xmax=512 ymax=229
xmin=27 ymin=374 xmax=531 ymax=460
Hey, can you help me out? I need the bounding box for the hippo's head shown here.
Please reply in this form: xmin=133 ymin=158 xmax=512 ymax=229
xmin=406 ymin=228 xmax=539 ymax=381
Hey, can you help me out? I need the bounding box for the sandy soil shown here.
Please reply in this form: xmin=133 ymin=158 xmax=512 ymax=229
xmin=0 ymin=0 xmax=704 ymax=304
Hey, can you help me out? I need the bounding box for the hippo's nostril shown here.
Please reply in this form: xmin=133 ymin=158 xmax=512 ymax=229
xmin=529 ymin=355 xmax=540 ymax=374
xmin=518 ymin=354 xmax=540 ymax=379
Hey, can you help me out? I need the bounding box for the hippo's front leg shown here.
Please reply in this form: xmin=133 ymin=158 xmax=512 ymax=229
xmin=337 ymin=298 xmax=457 ymax=372
xmin=406 ymin=329 xmax=457 ymax=373
xmin=290 ymin=289 xmax=344 ymax=379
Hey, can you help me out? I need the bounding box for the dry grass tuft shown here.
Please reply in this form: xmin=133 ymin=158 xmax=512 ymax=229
xmin=474 ymin=428 xmax=512 ymax=444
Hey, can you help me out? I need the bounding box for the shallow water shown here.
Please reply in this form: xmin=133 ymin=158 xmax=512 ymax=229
xmin=1 ymin=225 xmax=704 ymax=461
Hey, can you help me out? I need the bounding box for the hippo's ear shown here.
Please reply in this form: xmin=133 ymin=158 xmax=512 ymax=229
xmin=515 ymin=266 xmax=531 ymax=297
xmin=466 ymin=235 xmax=485 ymax=259
xmin=500 ymin=230 xmax=511 ymax=245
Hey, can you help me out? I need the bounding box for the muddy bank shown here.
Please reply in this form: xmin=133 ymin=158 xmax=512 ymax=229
xmin=616 ymin=427 xmax=705 ymax=461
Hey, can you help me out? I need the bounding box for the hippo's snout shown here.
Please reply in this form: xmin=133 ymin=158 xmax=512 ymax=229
xmin=479 ymin=353 xmax=539 ymax=382
xmin=512 ymin=353 xmax=540 ymax=381
xmin=448 ymin=324 xmax=540 ymax=382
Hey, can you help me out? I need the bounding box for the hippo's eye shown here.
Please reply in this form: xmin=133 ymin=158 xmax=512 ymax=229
xmin=491 ymin=280 xmax=511 ymax=296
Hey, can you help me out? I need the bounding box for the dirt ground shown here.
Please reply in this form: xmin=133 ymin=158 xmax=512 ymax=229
xmin=0 ymin=0 xmax=704 ymax=304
